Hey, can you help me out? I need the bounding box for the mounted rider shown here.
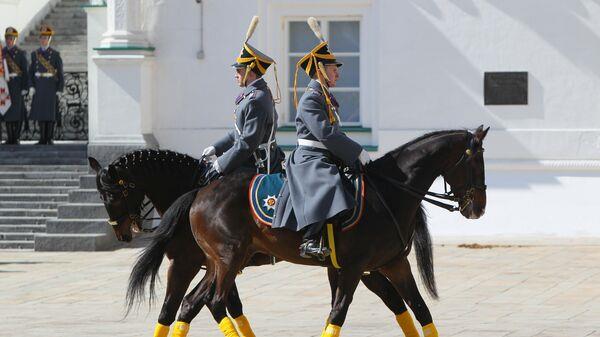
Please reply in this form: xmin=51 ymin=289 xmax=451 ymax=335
xmin=1 ymin=27 xmax=29 ymax=145
xmin=273 ymin=18 xmax=371 ymax=260
xmin=201 ymin=16 xmax=285 ymax=183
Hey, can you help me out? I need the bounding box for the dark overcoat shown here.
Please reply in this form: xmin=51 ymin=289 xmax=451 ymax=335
xmin=29 ymin=47 xmax=64 ymax=121
xmin=1 ymin=46 xmax=28 ymax=122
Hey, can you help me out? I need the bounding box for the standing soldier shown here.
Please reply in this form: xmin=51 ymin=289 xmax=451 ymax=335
xmin=272 ymin=18 xmax=371 ymax=259
xmin=200 ymin=16 xmax=285 ymax=183
xmin=28 ymin=25 xmax=63 ymax=145
xmin=1 ymin=27 xmax=29 ymax=145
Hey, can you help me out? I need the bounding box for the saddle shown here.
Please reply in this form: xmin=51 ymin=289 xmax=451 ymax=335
xmin=248 ymin=172 xmax=365 ymax=232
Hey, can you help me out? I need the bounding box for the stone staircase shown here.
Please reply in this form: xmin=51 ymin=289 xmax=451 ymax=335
xmin=35 ymin=173 xmax=124 ymax=251
xmin=0 ymin=143 xmax=87 ymax=165
xmin=0 ymin=164 xmax=87 ymax=249
xmin=22 ymin=0 xmax=89 ymax=72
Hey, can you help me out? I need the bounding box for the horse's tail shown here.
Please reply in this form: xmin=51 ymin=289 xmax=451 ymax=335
xmin=413 ymin=204 xmax=438 ymax=299
xmin=125 ymin=188 xmax=198 ymax=316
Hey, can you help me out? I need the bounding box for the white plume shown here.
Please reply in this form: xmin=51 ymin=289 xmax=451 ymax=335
xmin=307 ymin=17 xmax=324 ymax=42
xmin=245 ymin=16 xmax=259 ymax=42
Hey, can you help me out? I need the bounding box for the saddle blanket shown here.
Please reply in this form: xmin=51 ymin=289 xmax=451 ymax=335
xmin=248 ymin=173 xmax=365 ymax=232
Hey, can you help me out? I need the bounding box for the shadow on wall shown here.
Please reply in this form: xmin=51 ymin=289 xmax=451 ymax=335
xmin=488 ymin=0 xmax=600 ymax=78
xmin=395 ymin=1 xmax=562 ymax=188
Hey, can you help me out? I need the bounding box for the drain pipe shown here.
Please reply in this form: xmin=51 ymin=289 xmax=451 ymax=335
xmin=195 ymin=0 xmax=204 ymax=59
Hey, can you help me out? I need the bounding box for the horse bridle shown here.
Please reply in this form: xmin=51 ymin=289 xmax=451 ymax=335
xmin=105 ymin=178 xmax=157 ymax=233
xmin=368 ymin=133 xmax=486 ymax=213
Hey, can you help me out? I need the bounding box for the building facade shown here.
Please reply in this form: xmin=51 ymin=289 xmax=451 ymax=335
xmin=85 ymin=0 xmax=600 ymax=237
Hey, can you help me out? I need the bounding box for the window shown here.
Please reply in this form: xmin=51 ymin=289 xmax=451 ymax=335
xmin=286 ymin=19 xmax=361 ymax=124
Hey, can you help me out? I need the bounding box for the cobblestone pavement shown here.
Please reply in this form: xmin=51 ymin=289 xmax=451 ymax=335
xmin=1 ymin=238 xmax=599 ymax=337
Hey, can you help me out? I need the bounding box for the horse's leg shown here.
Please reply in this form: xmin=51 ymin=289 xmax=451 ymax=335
xmin=226 ymin=283 xmax=256 ymax=337
xmin=153 ymin=259 xmax=201 ymax=337
xmin=380 ymin=258 xmax=438 ymax=337
xmin=171 ymin=270 xmax=216 ymax=337
xmin=322 ymin=268 xmax=363 ymax=337
xmin=360 ymin=271 xmax=420 ymax=337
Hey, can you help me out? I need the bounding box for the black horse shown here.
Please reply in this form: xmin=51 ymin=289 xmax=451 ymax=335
xmin=90 ymin=148 xmax=439 ymax=337
xmin=176 ymin=127 xmax=488 ymax=336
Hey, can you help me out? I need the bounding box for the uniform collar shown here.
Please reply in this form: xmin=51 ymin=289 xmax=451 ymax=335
xmin=243 ymin=77 xmax=266 ymax=96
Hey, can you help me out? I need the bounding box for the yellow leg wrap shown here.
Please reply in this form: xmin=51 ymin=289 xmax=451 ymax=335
xmin=321 ymin=324 xmax=341 ymax=337
xmin=423 ymin=322 xmax=439 ymax=337
xmin=218 ymin=317 xmax=241 ymax=337
xmin=171 ymin=321 xmax=190 ymax=337
xmin=395 ymin=311 xmax=419 ymax=337
xmin=153 ymin=323 xmax=170 ymax=337
xmin=233 ymin=315 xmax=256 ymax=337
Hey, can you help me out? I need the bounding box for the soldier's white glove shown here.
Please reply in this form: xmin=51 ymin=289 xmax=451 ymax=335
xmin=56 ymin=92 xmax=61 ymax=97
xmin=202 ymin=146 xmax=216 ymax=157
xmin=358 ymin=149 xmax=371 ymax=166
xmin=29 ymin=87 xmax=35 ymax=96
xmin=21 ymin=90 xmax=28 ymax=95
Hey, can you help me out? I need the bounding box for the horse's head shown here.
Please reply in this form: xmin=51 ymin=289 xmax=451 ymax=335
xmin=441 ymin=125 xmax=489 ymax=219
xmin=88 ymin=157 xmax=146 ymax=242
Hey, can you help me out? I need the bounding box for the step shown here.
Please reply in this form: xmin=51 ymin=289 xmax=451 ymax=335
xmin=0 ymin=172 xmax=84 ymax=179
xmin=0 ymin=240 xmax=33 ymax=249
xmin=0 ymin=201 xmax=59 ymax=209
xmin=0 ymin=224 xmax=46 ymax=233
xmin=0 ymin=149 xmax=87 ymax=156
xmin=64 ymin=63 xmax=88 ymax=72
xmin=0 ymin=165 xmax=87 ymax=172
xmin=0 ymin=232 xmax=34 ymax=241
xmin=24 ymin=36 xmax=87 ymax=44
xmin=0 ymin=179 xmax=79 ymax=187
xmin=0 ymin=217 xmax=47 ymax=225
xmin=0 ymin=144 xmax=87 ymax=152
xmin=47 ymin=11 xmax=87 ymax=19
xmin=68 ymin=189 xmax=101 ymax=203
xmin=57 ymin=203 xmax=106 ymax=219
xmin=0 ymin=158 xmax=88 ymax=165
xmin=0 ymin=194 xmax=68 ymax=202
xmin=79 ymin=175 xmax=96 ymax=189
xmin=0 ymin=186 xmax=75 ymax=194
xmin=0 ymin=209 xmax=57 ymax=217
xmin=34 ymin=233 xmax=123 ymax=251
xmin=45 ymin=219 xmax=109 ymax=234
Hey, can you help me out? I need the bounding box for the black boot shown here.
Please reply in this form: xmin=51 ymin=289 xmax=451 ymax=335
xmin=299 ymin=222 xmax=330 ymax=261
xmin=37 ymin=122 xmax=46 ymax=145
xmin=7 ymin=122 xmax=20 ymax=145
xmin=46 ymin=122 xmax=55 ymax=145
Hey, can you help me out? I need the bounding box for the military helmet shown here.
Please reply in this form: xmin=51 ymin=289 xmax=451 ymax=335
xmin=5 ymin=27 xmax=18 ymax=38
xmin=232 ymin=16 xmax=275 ymax=78
xmin=296 ymin=17 xmax=343 ymax=79
xmin=39 ymin=25 xmax=54 ymax=37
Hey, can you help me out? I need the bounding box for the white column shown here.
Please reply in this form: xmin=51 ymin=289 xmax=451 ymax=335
xmin=100 ymin=0 xmax=149 ymax=48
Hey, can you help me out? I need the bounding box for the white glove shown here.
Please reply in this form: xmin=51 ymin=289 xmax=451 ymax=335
xmin=21 ymin=90 xmax=28 ymax=95
xmin=29 ymin=87 xmax=35 ymax=96
xmin=358 ymin=149 xmax=371 ymax=166
xmin=202 ymin=146 xmax=216 ymax=157
xmin=213 ymin=160 xmax=221 ymax=173
xmin=56 ymin=92 xmax=61 ymax=97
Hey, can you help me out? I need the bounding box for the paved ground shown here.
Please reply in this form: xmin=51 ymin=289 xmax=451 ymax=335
xmin=1 ymin=238 xmax=599 ymax=337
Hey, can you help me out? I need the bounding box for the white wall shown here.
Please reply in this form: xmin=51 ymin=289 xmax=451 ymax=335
xmin=90 ymin=0 xmax=600 ymax=236
xmin=0 ymin=0 xmax=59 ymax=43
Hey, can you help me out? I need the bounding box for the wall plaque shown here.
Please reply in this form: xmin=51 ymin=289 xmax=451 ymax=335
xmin=484 ymin=72 xmax=528 ymax=105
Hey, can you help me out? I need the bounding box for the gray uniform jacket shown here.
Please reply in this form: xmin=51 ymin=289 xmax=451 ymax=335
xmin=213 ymin=78 xmax=285 ymax=174
xmin=1 ymin=46 xmax=28 ymax=122
xmin=272 ymin=79 xmax=363 ymax=231
xmin=29 ymin=47 xmax=64 ymax=121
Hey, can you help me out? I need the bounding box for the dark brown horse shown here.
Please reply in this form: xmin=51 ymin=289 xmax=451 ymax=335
xmin=90 ymin=149 xmax=439 ymax=336
xmin=180 ymin=127 xmax=488 ymax=337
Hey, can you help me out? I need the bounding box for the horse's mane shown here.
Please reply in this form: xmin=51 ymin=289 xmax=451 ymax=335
xmin=374 ymin=129 xmax=468 ymax=164
xmin=101 ymin=149 xmax=204 ymax=191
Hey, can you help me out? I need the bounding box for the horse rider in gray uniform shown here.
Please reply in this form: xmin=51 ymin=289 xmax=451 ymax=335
xmin=28 ymin=25 xmax=64 ymax=145
xmin=1 ymin=27 xmax=28 ymax=144
xmin=276 ymin=18 xmax=371 ymax=259
xmin=202 ymin=16 xmax=285 ymax=182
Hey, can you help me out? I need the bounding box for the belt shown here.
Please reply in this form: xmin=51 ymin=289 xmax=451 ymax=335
xmin=35 ymin=72 xmax=55 ymax=78
xmin=8 ymin=73 xmax=20 ymax=78
xmin=297 ymin=139 xmax=327 ymax=150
